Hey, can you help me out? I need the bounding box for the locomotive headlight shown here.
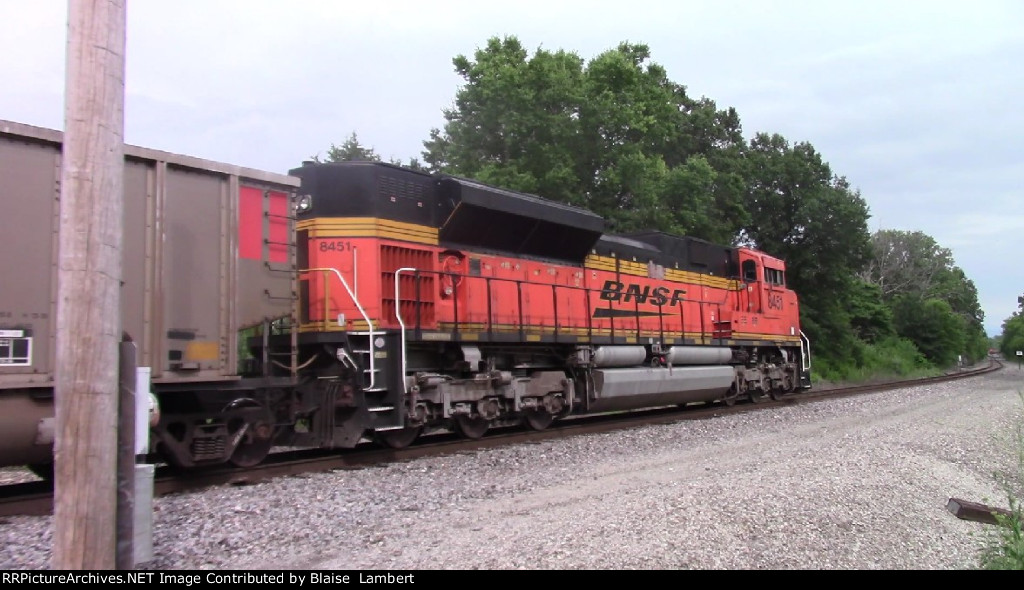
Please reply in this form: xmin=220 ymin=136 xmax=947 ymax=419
xmin=296 ymin=194 xmax=313 ymax=213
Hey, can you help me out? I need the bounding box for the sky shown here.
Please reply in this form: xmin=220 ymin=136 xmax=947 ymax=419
xmin=0 ymin=0 xmax=1020 ymax=336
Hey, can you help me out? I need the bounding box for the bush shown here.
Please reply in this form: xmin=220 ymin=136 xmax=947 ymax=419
xmin=810 ymin=336 xmax=934 ymax=383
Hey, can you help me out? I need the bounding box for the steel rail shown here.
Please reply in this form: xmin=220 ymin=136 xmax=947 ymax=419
xmin=0 ymin=359 xmax=1002 ymax=517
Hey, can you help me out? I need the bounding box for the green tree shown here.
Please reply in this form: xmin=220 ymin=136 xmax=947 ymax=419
xmin=862 ymin=229 xmax=988 ymax=362
xmin=932 ymin=267 xmax=989 ymax=361
xmin=1000 ymin=297 xmax=1024 ymax=359
xmin=667 ymin=97 xmax=751 ymax=244
xmin=741 ymin=134 xmax=871 ymax=297
xmin=892 ymin=296 xmax=966 ymax=366
xmin=421 ymin=36 xmax=744 ymax=242
xmin=740 ymin=133 xmax=872 ymax=366
xmin=932 ymin=267 xmax=984 ymax=324
xmin=847 ymin=280 xmax=895 ymax=343
xmin=314 ymin=131 xmax=381 ymax=163
xmin=314 ymin=132 xmax=426 ymax=170
xmin=573 ymin=43 xmax=686 ymax=230
xmin=1002 ymin=315 xmax=1024 ymax=359
xmin=861 ymin=230 xmax=954 ymax=299
xmin=424 ymin=36 xmax=586 ymax=204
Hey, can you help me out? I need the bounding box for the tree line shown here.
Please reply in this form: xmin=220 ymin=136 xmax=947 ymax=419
xmin=997 ymin=298 xmax=1024 ymax=359
xmin=315 ymin=36 xmax=992 ymax=380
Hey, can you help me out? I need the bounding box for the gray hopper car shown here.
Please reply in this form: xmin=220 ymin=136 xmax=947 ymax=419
xmin=0 ymin=119 xmax=299 ymax=471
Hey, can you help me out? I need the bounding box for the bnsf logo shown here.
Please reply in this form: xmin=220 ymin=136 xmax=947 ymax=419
xmin=599 ymin=280 xmax=687 ymax=307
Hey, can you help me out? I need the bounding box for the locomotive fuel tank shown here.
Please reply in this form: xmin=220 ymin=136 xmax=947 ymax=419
xmin=588 ymin=365 xmax=736 ymax=412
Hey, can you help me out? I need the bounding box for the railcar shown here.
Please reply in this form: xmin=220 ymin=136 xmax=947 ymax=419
xmin=0 ymin=119 xmax=298 ymax=471
xmin=0 ymin=120 xmax=811 ymax=473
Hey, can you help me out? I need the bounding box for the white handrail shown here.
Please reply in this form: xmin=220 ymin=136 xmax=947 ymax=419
xmin=799 ymin=329 xmax=812 ymax=373
xmin=301 ymin=266 xmax=376 ymax=390
xmin=394 ymin=267 xmax=417 ymax=395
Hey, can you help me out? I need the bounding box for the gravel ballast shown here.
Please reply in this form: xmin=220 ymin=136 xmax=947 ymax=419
xmin=2 ymin=369 xmax=1022 ymax=570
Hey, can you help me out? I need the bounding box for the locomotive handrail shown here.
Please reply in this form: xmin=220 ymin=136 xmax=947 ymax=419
xmin=800 ymin=330 xmax=812 ymax=372
xmin=298 ymin=266 xmax=377 ymax=391
xmin=385 ymin=267 xmax=789 ymax=348
xmin=400 ymin=269 xmax=693 ymax=344
xmin=394 ymin=267 xmax=417 ymax=395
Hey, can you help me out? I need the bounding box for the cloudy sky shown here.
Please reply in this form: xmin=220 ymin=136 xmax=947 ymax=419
xmin=1 ymin=0 xmax=1020 ymax=336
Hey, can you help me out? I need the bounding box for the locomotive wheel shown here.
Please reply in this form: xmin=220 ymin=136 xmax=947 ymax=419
xmin=454 ymin=415 xmax=489 ymax=439
xmin=376 ymin=426 xmax=422 ymax=449
xmin=748 ymin=376 xmax=769 ymax=404
xmin=769 ymin=385 xmax=785 ymax=401
xmin=523 ymin=409 xmax=554 ymax=431
xmin=722 ymin=385 xmax=740 ymax=407
xmin=225 ymin=400 xmax=275 ymax=468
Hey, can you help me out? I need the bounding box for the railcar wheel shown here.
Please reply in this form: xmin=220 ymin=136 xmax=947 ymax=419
xmin=454 ymin=415 xmax=489 ymax=439
xmin=523 ymin=409 xmax=553 ymax=431
xmin=376 ymin=426 xmax=422 ymax=449
xmin=230 ymin=425 xmax=274 ymax=468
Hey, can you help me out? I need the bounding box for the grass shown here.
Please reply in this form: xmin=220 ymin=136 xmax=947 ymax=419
xmin=811 ymin=336 xmax=941 ymax=385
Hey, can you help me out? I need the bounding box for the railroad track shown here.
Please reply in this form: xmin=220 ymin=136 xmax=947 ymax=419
xmin=0 ymin=359 xmax=1002 ymax=518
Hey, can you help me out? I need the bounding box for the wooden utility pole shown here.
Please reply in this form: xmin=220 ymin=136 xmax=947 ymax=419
xmin=54 ymin=0 xmax=126 ymax=570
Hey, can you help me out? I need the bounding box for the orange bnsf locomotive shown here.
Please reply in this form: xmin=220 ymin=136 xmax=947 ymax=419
xmin=261 ymin=161 xmax=811 ymax=454
xmin=0 ymin=119 xmax=809 ymax=473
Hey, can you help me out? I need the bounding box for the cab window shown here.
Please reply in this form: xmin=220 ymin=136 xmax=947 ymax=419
xmin=764 ymin=267 xmax=785 ymax=286
xmin=742 ymin=260 xmax=758 ymax=282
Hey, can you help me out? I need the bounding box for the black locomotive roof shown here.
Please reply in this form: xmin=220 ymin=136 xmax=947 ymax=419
xmin=288 ymin=161 xmax=737 ymax=274
xmin=435 ymin=176 xmax=604 ymax=262
xmin=436 ymin=176 xmax=604 ymax=230
xmin=597 ymin=234 xmax=662 ymax=254
xmin=598 ymin=231 xmax=738 ymax=277
xmin=289 ymin=161 xmax=439 ymax=225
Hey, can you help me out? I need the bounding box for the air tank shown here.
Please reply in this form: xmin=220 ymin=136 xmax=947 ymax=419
xmin=592 ymin=346 xmax=647 ymax=367
xmin=664 ymin=346 xmax=733 ymax=365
